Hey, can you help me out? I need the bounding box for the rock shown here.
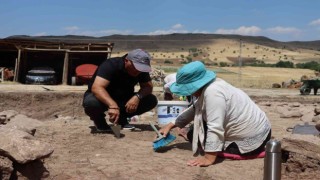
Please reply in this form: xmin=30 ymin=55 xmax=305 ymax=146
xmin=282 ymin=152 xmax=320 ymax=175
xmin=3 ymin=114 xmax=44 ymax=135
xmin=0 ymin=156 xmax=13 ymax=180
xmin=300 ymin=113 xmax=315 ymax=122
xmin=277 ymin=103 xmax=289 ymax=106
xmin=282 ymin=79 xmax=295 ymax=88
xmin=316 ymin=124 xmax=320 ymax=131
xmin=300 ymin=75 xmax=309 ymax=81
xmin=314 ymin=107 xmax=320 ymax=115
xmin=0 ymin=115 xmax=7 ymax=124
xmin=272 ymin=83 xmax=281 ymax=88
xmin=0 ymin=110 xmax=19 ymax=120
xmin=281 ymin=134 xmax=320 ymax=161
xmin=280 ymin=110 xmax=303 ymax=118
xmin=0 ymin=128 xmax=54 ymax=164
xmin=259 ymin=102 xmax=272 ymax=106
xmin=312 ymin=116 xmax=320 ymax=123
xmin=290 ymin=102 xmax=301 ymax=107
xmin=276 ymin=106 xmax=287 ymax=113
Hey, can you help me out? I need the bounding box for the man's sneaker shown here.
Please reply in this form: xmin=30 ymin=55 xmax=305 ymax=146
xmin=122 ymin=124 xmax=135 ymax=130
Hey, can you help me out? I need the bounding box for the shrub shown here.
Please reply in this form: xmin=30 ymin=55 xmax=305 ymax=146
xmin=164 ymin=60 xmax=173 ymax=64
xmin=219 ymin=62 xmax=228 ymax=67
xmin=296 ymin=61 xmax=320 ymax=71
xmin=275 ymin=60 xmax=294 ymax=68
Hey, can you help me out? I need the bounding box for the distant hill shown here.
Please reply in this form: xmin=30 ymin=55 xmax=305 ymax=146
xmin=6 ymin=33 xmax=320 ymax=50
xmin=4 ymin=33 xmax=320 ymax=65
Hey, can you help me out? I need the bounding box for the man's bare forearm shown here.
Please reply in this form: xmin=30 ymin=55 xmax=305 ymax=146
xmin=137 ymin=81 xmax=153 ymax=98
xmin=137 ymin=86 xmax=152 ymax=97
xmin=92 ymin=87 xmax=118 ymax=108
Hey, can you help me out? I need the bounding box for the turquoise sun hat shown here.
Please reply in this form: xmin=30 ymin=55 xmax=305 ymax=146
xmin=170 ymin=61 xmax=216 ymax=96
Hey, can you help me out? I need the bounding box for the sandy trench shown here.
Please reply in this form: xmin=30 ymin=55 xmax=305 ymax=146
xmin=0 ymin=85 xmax=319 ymax=179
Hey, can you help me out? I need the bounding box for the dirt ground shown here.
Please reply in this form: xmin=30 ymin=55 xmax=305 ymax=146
xmin=0 ymin=84 xmax=319 ymax=180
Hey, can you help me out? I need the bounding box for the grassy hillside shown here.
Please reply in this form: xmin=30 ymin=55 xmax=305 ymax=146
xmin=110 ymin=37 xmax=320 ymax=66
xmin=5 ymin=34 xmax=319 ymax=88
xmin=7 ymin=34 xmax=320 ymax=66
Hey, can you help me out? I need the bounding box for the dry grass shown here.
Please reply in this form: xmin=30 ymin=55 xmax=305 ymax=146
xmin=112 ymin=39 xmax=320 ymax=65
xmin=151 ymin=65 xmax=316 ymax=89
xmin=110 ymin=38 xmax=319 ymax=89
xmin=219 ymin=66 xmax=316 ymax=88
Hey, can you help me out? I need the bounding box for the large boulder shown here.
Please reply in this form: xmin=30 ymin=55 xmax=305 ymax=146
xmin=0 ymin=128 xmax=54 ymax=164
xmin=3 ymin=114 xmax=43 ymax=135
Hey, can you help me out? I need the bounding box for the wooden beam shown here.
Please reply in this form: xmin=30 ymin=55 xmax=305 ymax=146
xmin=23 ymin=48 xmax=111 ymax=53
xmin=14 ymin=49 xmax=21 ymax=82
xmin=24 ymin=48 xmax=66 ymax=52
xmin=0 ymin=68 xmax=4 ymax=82
xmin=62 ymin=52 xmax=69 ymax=85
xmin=68 ymin=50 xmax=111 ymax=53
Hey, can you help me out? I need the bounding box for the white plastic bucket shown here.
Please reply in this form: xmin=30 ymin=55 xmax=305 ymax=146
xmin=157 ymin=101 xmax=189 ymax=125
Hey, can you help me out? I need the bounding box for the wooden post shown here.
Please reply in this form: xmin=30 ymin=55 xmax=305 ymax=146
xmin=0 ymin=68 xmax=4 ymax=82
xmin=62 ymin=51 xmax=69 ymax=85
xmin=14 ymin=49 xmax=21 ymax=82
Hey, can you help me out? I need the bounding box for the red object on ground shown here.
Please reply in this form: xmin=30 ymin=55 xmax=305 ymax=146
xmin=217 ymin=151 xmax=265 ymax=160
xmin=75 ymin=64 xmax=97 ymax=83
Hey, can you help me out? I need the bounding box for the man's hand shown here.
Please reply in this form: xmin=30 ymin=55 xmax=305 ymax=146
xmin=108 ymin=108 xmax=120 ymax=124
xmin=187 ymin=152 xmax=217 ymax=167
xmin=125 ymin=95 xmax=140 ymax=113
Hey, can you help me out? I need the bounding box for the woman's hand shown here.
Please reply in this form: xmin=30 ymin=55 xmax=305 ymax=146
xmin=187 ymin=152 xmax=217 ymax=167
xmin=158 ymin=122 xmax=176 ymax=138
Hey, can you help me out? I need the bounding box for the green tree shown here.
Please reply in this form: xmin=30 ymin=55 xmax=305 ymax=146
xmin=275 ymin=61 xmax=294 ymax=68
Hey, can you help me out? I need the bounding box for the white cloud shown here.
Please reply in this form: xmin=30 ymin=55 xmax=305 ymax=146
xmin=98 ymin=29 xmax=132 ymax=35
xmin=62 ymin=26 xmax=133 ymax=36
xmin=147 ymin=24 xmax=190 ymax=35
xmin=148 ymin=29 xmax=189 ymax=35
xmin=215 ymin=26 xmax=262 ymax=36
xmin=63 ymin=26 xmax=79 ymax=33
xmin=192 ymin=30 xmax=210 ymax=34
xmin=266 ymin=26 xmax=301 ymax=34
xmin=77 ymin=30 xmax=132 ymax=36
xmin=34 ymin=32 xmax=47 ymax=36
xmin=172 ymin=24 xmax=183 ymax=29
xmin=309 ymin=19 xmax=320 ymax=26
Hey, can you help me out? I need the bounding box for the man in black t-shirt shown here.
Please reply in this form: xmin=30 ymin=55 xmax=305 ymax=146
xmin=83 ymin=49 xmax=157 ymax=132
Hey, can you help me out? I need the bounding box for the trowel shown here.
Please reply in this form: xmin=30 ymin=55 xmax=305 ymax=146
xmin=287 ymin=122 xmax=319 ymax=135
xmin=110 ymin=124 xmax=121 ymax=138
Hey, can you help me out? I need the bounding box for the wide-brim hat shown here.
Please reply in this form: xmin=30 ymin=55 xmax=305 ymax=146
xmin=170 ymin=61 xmax=216 ymax=96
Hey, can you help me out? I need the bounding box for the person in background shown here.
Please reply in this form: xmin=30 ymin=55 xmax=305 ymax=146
xmin=159 ymin=61 xmax=271 ymax=167
xmin=163 ymin=73 xmax=177 ymax=100
xmin=83 ymin=49 xmax=158 ymax=132
xmin=164 ymin=73 xmax=194 ymax=103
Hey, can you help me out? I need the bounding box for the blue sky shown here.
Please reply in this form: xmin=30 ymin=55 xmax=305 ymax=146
xmin=1 ymin=0 xmax=320 ymax=42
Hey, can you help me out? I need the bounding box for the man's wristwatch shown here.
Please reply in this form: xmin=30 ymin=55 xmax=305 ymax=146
xmin=135 ymin=93 xmax=142 ymax=100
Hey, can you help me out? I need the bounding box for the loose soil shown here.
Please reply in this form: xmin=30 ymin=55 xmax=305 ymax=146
xmin=0 ymin=85 xmax=319 ymax=180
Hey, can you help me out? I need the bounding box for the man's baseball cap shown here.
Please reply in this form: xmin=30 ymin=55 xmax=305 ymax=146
xmin=127 ymin=49 xmax=152 ymax=72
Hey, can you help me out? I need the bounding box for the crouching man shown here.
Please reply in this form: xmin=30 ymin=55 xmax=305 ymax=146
xmin=83 ymin=49 xmax=158 ymax=132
